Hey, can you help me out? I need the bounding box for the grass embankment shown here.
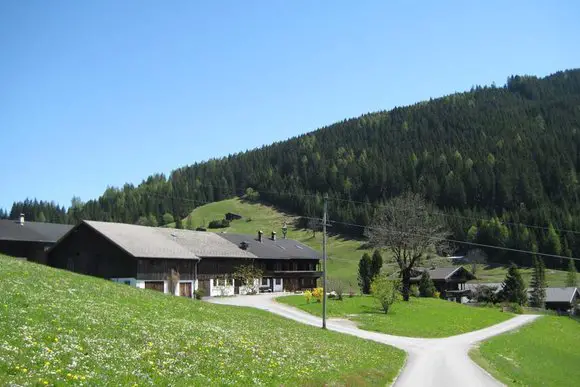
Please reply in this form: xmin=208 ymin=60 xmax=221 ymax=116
xmin=470 ymin=316 xmax=580 ymax=386
xmin=0 ymin=255 xmax=405 ymax=386
xmin=277 ymin=295 xmax=512 ymax=338
xmin=172 ymin=198 xmax=571 ymax=286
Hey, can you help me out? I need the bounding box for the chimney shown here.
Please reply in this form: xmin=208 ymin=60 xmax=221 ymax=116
xmin=258 ymin=230 xmax=263 ymax=243
xmin=19 ymin=213 xmax=25 ymax=226
xmin=271 ymin=231 xmax=276 ymax=241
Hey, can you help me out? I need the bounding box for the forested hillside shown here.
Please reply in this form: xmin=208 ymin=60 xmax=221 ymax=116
xmin=8 ymin=69 xmax=580 ymax=269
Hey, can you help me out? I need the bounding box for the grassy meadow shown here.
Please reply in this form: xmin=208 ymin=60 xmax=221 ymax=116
xmin=0 ymin=255 xmax=406 ymax=386
xmin=172 ymin=197 xmax=570 ymax=287
xmin=276 ymin=295 xmax=513 ymax=338
xmin=470 ymin=316 xmax=580 ymax=386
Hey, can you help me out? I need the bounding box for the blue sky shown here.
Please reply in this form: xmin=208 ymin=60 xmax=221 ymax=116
xmin=1 ymin=0 xmax=579 ymax=212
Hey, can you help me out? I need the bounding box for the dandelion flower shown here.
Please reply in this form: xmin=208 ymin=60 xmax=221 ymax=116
xmin=43 ymin=382 xmax=49 ymax=386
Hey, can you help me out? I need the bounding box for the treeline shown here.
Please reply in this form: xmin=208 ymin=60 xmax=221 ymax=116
xmin=6 ymin=69 xmax=580 ymax=270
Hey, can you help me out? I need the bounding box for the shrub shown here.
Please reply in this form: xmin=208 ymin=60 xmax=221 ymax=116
xmin=312 ymin=287 xmax=324 ymax=303
xmin=472 ymin=285 xmax=499 ymax=304
xmin=348 ymin=282 xmax=355 ymax=298
xmin=502 ymin=302 xmax=524 ymax=314
xmin=194 ymin=289 xmax=204 ymax=300
xmin=304 ymin=290 xmax=312 ymax=304
xmin=208 ymin=219 xmax=231 ymax=229
xmin=418 ymin=271 xmax=436 ymax=297
xmin=410 ymin=284 xmax=420 ymax=297
xmin=370 ymin=273 xmax=400 ymax=314
xmin=433 ymin=291 xmax=441 ymax=299
xmin=328 ymin=278 xmax=347 ymax=301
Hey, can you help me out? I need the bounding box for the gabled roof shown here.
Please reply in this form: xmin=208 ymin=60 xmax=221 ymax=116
xmin=544 ymin=287 xmax=579 ymax=304
xmin=411 ymin=266 xmax=476 ymax=281
xmin=0 ymin=219 xmax=73 ymax=243
xmin=82 ymin=221 xmax=200 ymax=260
xmin=217 ymin=233 xmax=321 ymax=260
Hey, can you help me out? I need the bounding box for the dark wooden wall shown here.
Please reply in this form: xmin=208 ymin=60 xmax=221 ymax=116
xmin=48 ymin=223 xmax=136 ymax=279
xmin=137 ymin=259 xmax=196 ymax=281
xmin=0 ymin=240 xmax=51 ymax=263
xmin=197 ymin=258 xmax=321 ymax=279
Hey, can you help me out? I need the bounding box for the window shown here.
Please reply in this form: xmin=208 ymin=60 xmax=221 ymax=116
xmin=124 ymin=280 xmax=131 ymax=285
xmin=275 ymin=278 xmax=282 ymax=285
xmin=261 ymin=278 xmax=268 ymax=286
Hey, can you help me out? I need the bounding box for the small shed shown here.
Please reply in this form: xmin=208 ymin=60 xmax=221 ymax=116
xmin=544 ymin=287 xmax=579 ymax=312
xmin=225 ymin=213 xmax=242 ymax=221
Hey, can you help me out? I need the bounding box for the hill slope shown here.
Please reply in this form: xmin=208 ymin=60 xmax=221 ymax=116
xmin=10 ymin=68 xmax=580 ymax=270
xmin=0 ymin=255 xmax=405 ymax=386
xmin=170 ymin=198 xmax=572 ymax=286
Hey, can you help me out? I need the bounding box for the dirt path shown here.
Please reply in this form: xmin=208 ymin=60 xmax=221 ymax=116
xmin=207 ymin=293 xmax=539 ymax=387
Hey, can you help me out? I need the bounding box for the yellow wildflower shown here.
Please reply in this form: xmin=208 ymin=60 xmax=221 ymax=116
xmin=67 ymin=373 xmax=72 ymax=378
xmin=22 ymin=368 xmax=28 ymax=373
xmin=73 ymin=375 xmax=79 ymax=380
xmin=54 ymin=338 xmax=58 ymax=343
xmin=43 ymin=382 xmax=49 ymax=386
xmin=81 ymin=376 xmax=86 ymax=380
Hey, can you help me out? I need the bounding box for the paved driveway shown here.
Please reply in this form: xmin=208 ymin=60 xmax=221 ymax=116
xmin=207 ymin=293 xmax=539 ymax=387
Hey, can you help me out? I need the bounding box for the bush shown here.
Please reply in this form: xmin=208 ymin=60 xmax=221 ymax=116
xmin=348 ymin=282 xmax=355 ymax=298
xmin=304 ymin=290 xmax=312 ymax=304
xmin=194 ymin=289 xmax=204 ymax=300
xmin=312 ymin=287 xmax=324 ymax=303
xmin=502 ymin=302 xmax=524 ymax=314
xmin=410 ymin=284 xmax=420 ymax=297
xmin=328 ymin=278 xmax=347 ymax=301
xmin=472 ymin=285 xmax=499 ymax=304
xmin=208 ymin=219 xmax=231 ymax=229
xmin=370 ymin=274 xmax=400 ymax=314
xmin=433 ymin=291 xmax=441 ymax=299
xmin=418 ymin=271 xmax=436 ymax=297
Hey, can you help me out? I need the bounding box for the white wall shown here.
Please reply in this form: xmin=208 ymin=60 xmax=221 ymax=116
xmin=239 ymin=279 xmax=260 ymax=295
xmin=111 ymin=278 xmax=137 ymax=287
xmin=210 ymin=278 xmax=234 ymax=297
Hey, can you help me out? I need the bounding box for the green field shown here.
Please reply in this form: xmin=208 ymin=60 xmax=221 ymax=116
xmin=470 ymin=316 xmax=580 ymax=386
xmin=0 ymin=255 xmax=406 ymax=386
xmin=173 ymin=198 xmax=570 ymax=287
xmin=276 ymin=295 xmax=513 ymax=338
xmin=467 ymin=264 xmax=570 ymax=287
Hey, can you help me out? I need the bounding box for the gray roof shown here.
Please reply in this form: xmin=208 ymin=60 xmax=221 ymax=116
xmin=84 ymin=221 xmax=200 ymax=260
xmin=411 ymin=266 xmax=476 ymax=281
xmin=217 ymin=233 xmax=321 ymax=260
xmin=0 ymin=219 xmax=73 ymax=243
xmin=544 ymin=287 xmax=579 ymax=304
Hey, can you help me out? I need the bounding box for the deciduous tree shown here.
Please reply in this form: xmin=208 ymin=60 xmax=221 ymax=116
xmin=366 ymin=192 xmax=452 ymax=301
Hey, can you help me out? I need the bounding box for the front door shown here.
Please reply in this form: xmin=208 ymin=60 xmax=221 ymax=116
xmin=179 ymin=282 xmax=192 ymax=297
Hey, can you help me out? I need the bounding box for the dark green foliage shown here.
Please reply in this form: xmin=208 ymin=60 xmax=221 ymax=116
xmin=529 ymin=257 xmax=547 ymax=308
xmin=473 ymin=285 xmax=499 ymax=304
xmin=370 ymin=250 xmax=383 ymax=279
xmin=162 ymin=213 xmax=174 ymax=226
xmin=358 ymin=253 xmax=372 ymax=294
xmin=208 ymin=219 xmax=230 ymax=229
xmin=175 ymin=216 xmax=183 ymax=229
xmin=566 ymin=258 xmax=578 ymax=287
xmin=418 ymin=271 xmax=436 ymax=297
xmin=500 ymin=264 xmax=528 ymax=306
xmin=8 ymin=69 xmax=580 ymax=271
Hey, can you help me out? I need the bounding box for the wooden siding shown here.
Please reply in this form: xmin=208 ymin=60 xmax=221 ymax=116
xmin=137 ymin=259 xmax=196 ymax=281
xmin=0 ymin=240 xmax=51 ymax=263
xmin=48 ymin=223 xmax=136 ymax=279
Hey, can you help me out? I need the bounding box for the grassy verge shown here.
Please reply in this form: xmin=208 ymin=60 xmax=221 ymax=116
xmin=0 ymin=255 xmax=405 ymax=386
xmin=470 ymin=316 xmax=580 ymax=386
xmin=276 ymin=295 xmax=513 ymax=338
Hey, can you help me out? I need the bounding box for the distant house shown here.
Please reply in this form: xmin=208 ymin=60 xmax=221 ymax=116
xmin=225 ymin=212 xmax=243 ymax=221
xmin=47 ymin=220 xmax=321 ymax=297
xmin=0 ymin=215 xmax=72 ymax=264
xmin=542 ymin=287 xmax=579 ymax=312
xmin=409 ymin=266 xmax=476 ymax=302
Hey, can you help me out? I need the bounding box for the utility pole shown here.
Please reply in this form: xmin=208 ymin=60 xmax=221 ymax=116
xmin=322 ymin=193 xmax=328 ymax=329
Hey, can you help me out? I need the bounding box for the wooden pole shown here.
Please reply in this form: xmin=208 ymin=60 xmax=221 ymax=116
xmin=322 ymin=193 xmax=328 ymax=329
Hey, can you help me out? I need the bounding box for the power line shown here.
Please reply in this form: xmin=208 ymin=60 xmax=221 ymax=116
xmin=329 ymin=196 xmax=580 ymax=235
xmin=318 ymin=217 xmax=580 ymax=262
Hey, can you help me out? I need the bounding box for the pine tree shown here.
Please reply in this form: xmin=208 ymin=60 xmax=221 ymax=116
xmin=358 ymin=253 xmax=372 ymax=295
xmin=37 ymin=211 xmax=46 ymax=223
xmin=418 ymin=271 xmax=436 ymax=297
xmin=529 ymin=256 xmax=547 ymax=308
xmin=501 ymin=263 xmax=528 ymax=305
xmin=370 ymin=249 xmax=383 ymax=279
xmin=566 ymin=258 xmax=578 ymax=287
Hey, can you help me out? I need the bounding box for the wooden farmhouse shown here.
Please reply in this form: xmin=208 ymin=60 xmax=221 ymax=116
xmin=409 ymin=266 xmax=476 ymax=302
xmin=0 ymin=215 xmax=72 ymax=264
xmin=47 ymin=220 xmax=321 ymax=297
